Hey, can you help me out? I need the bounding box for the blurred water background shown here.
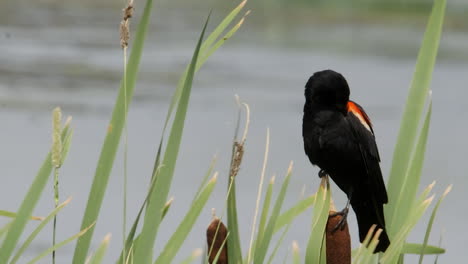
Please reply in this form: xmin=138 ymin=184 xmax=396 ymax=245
xmin=1 ymin=0 xmax=467 ymax=263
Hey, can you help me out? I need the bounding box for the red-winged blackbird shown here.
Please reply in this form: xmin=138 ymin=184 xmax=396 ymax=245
xmin=302 ymin=69 xmax=390 ymax=252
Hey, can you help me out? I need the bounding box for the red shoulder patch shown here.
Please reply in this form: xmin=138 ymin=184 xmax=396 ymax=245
xmin=347 ymin=101 xmax=373 ymax=132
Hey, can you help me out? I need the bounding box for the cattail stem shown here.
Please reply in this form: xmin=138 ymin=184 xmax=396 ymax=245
xmin=120 ymin=1 xmax=133 ymax=262
xmin=51 ymin=107 xmax=62 ymax=264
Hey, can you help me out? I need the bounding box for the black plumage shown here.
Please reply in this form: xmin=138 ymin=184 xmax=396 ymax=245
xmin=302 ymin=69 xmax=390 ymax=252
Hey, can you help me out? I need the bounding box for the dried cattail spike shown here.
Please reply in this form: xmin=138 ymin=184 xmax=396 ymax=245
xmin=326 ymin=211 xmax=351 ymax=264
xmin=206 ymin=217 xmax=228 ymax=264
xmin=52 ymin=107 xmax=62 ymax=168
xmin=123 ymin=4 xmax=134 ymax=20
xmin=119 ymin=1 xmax=134 ymax=49
xmin=229 ymin=141 xmax=244 ymax=179
xmin=120 ymin=21 xmax=129 ymax=49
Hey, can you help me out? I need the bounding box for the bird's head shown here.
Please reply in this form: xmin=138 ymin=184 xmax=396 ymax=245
xmin=304 ymin=69 xmax=350 ymax=112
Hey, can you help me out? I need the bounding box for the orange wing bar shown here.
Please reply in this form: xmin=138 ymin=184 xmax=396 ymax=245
xmin=347 ymin=101 xmax=373 ymax=132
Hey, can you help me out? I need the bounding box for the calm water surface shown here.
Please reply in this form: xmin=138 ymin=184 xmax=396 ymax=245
xmin=1 ymin=1 xmax=467 ymax=263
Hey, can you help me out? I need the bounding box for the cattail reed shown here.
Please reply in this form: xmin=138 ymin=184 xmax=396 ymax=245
xmin=120 ymin=1 xmax=134 ymax=260
xmin=206 ymin=217 xmax=228 ymax=264
xmin=120 ymin=0 xmax=134 ymax=49
xmin=326 ymin=211 xmax=351 ymax=264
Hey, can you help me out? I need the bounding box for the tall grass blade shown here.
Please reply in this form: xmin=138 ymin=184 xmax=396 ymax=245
xmin=253 ymin=162 xmax=293 ymax=264
xmin=226 ymin=101 xmax=249 ymax=263
xmin=305 ymin=177 xmax=330 ymax=264
xmin=386 ymin=0 xmax=446 ymax=228
xmin=87 ymin=234 xmax=111 ymax=264
xmin=274 ymin=194 xmax=315 ymax=233
xmin=266 ymin=221 xmax=292 ymax=264
xmin=0 ymin=211 xmax=42 ymax=221
xmin=180 ymin=249 xmax=203 ymax=264
xmin=418 ymin=185 xmax=451 ymax=264
xmin=27 ymin=223 xmax=95 ymax=264
xmin=248 ymin=128 xmax=270 ymax=263
xmin=0 ymin=127 xmax=72 ymax=263
xmin=391 ymin=100 xmax=432 ymax=233
xmin=119 ymin=4 xmax=247 ymax=260
xmin=401 ymin=243 xmax=445 ymax=255
xmin=132 ymin=16 xmax=208 ymax=264
xmin=252 ymin=176 xmax=274 ymax=258
xmin=154 ymin=175 xmax=217 ymax=264
xmin=226 ymin=174 xmax=242 ymax=264
xmin=381 ymin=193 xmax=434 ymax=263
xmin=10 ymin=197 xmax=72 ymax=264
xmin=0 ymin=222 xmax=12 ymax=239
xmin=352 ymin=225 xmax=377 ymax=263
xmin=192 ymin=156 xmax=217 ymax=204
xmin=164 ymin=0 xmax=247 ymax=130
xmin=72 ymin=0 xmax=154 ymax=262
xmin=292 ymin=241 xmax=300 ymax=264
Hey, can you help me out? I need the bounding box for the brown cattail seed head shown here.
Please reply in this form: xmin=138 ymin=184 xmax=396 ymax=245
xmin=120 ymin=21 xmax=129 ymax=49
xmin=52 ymin=107 xmax=62 ymax=168
xmin=119 ymin=3 xmax=134 ymax=49
xmin=326 ymin=211 xmax=351 ymax=264
xmin=206 ymin=217 xmax=228 ymax=264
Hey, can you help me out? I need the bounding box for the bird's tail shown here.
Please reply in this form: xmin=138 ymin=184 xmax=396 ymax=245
xmin=352 ymin=201 xmax=390 ymax=253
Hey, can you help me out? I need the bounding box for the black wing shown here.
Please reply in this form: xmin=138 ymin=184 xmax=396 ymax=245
xmin=346 ymin=103 xmax=388 ymax=204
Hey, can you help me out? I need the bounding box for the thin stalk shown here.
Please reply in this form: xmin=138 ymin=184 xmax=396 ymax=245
xmin=122 ymin=44 xmax=129 ymax=264
xmin=52 ymin=167 xmax=59 ymax=264
xmin=51 ymin=107 xmax=62 ymax=264
xmin=247 ymin=128 xmax=270 ymax=263
xmin=120 ymin=1 xmax=134 ymax=261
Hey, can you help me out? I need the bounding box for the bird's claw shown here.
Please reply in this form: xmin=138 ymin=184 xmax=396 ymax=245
xmin=318 ymin=169 xmax=327 ymax=178
xmin=329 ymin=207 xmax=349 ymax=233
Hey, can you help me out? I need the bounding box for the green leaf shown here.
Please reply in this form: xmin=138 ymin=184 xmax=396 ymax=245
xmin=179 ymin=249 xmax=203 ymax=264
xmin=154 ymin=175 xmax=217 ymax=264
xmin=390 ymin=100 xmax=432 ymax=234
xmin=211 ymin=233 xmax=229 ymax=264
xmin=163 ymin=0 xmax=247 ymax=132
xmin=119 ymin=3 xmax=247 ymax=261
xmin=0 ymin=127 xmax=72 ymax=263
xmin=292 ymin=241 xmax=300 ymax=264
xmin=381 ymin=189 xmax=434 ymax=264
xmin=72 ymin=0 xmax=154 ymax=262
xmin=87 ymin=234 xmax=112 ymax=264
xmin=226 ymin=109 xmax=246 ymax=263
xmin=266 ymin=221 xmax=291 ymax=264
xmin=419 ymin=185 xmax=451 ymax=263
xmin=402 ymin=243 xmax=445 ymax=255
xmin=274 ymin=194 xmax=315 ymax=233
xmin=226 ymin=180 xmax=242 ymax=263
xmin=305 ymin=177 xmax=330 ymax=264
xmin=253 ymin=176 xmax=275 ymax=257
xmin=27 ymin=222 xmax=95 ymax=264
xmin=132 ymin=16 xmax=208 ymax=264
xmin=352 ymin=225 xmax=378 ymax=262
xmin=253 ymin=162 xmax=293 ymax=264
xmin=0 ymin=210 xmax=43 ymax=221
xmin=386 ymin=0 xmax=446 ymax=230
xmin=10 ymin=198 xmax=72 ymax=264
xmin=247 ymin=128 xmax=271 ymax=263
xmin=0 ymin=222 xmax=12 ymax=239
xmin=192 ymin=156 xmax=217 ymax=204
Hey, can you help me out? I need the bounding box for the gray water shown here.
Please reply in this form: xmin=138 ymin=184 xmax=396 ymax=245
xmin=1 ymin=1 xmax=467 ymax=263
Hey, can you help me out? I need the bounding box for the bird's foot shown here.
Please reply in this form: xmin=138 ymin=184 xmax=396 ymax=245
xmin=329 ymin=207 xmax=349 ymax=233
xmin=318 ymin=169 xmax=327 ymax=178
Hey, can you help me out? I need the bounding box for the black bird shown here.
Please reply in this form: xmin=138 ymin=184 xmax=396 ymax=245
xmin=302 ymin=69 xmax=390 ymax=252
